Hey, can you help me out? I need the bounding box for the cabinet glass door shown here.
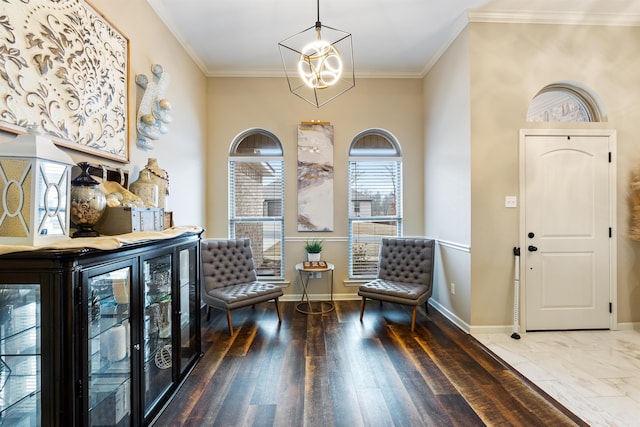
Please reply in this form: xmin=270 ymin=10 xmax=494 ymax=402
xmin=88 ymin=267 xmax=132 ymax=427
xmin=142 ymin=254 xmax=172 ymax=416
xmin=0 ymin=284 xmax=40 ymax=426
xmin=178 ymin=247 xmax=198 ymax=375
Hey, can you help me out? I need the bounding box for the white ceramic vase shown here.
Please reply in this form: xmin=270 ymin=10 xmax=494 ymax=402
xmin=307 ymin=252 xmax=321 ymax=262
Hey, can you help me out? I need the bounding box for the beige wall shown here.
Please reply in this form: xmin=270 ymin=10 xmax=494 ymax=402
xmin=9 ymin=3 xmax=639 ymax=328
xmin=206 ymin=77 xmax=425 ymax=294
xmin=74 ymin=0 xmax=207 ymax=227
xmin=423 ymin=28 xmax=473 ymax=326
xmin=424 ymin=21 xmax=640 ymax=330
xmin=80 ymin=10 xmax=640 ymax=324
xmin=467 ymin=22 xmax=640 ymax=327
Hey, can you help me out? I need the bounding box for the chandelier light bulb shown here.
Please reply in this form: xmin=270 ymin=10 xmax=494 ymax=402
xmin=298 ymin=38 xmax=343 ymax=89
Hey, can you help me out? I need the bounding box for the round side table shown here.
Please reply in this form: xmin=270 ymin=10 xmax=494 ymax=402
xmin=295 ymin=262 xmax=335 ymax=314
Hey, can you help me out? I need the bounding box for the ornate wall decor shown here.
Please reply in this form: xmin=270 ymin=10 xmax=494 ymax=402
xmin=297 ymin=122 xmax=333 ymax=231
xmin=135 ymin=64 xmax=172 ymax=150
xmin=0 ymin=0 xmax=129 ymax=162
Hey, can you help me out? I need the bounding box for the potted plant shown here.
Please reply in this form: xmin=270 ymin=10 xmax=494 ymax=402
xmin=304 ymin=239 xmax=323 ymax=261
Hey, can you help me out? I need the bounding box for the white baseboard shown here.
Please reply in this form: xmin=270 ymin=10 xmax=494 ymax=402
xmin=428 ymin=300 xmax=471 ymax=334
xmin=277 ymin=294 xmax=639 ymax=335
xmin=428 ymin=300 xmax=520 ymax=335
xmin=615 ymin=322 xmax=640 ymax=331
xmin=280 ymin=293 xmax=360 ymax=302
xmin=468 ymin=324 xmax=515 ymax=335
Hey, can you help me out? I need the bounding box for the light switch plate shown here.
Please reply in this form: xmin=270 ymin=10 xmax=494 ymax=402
xmin=505 ymin=196 xmax=517 ymax=208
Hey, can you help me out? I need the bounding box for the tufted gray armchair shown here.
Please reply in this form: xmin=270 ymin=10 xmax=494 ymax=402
xmin=358 ymin=238 xmax=435 ymax=331
xmin=201 ymin=239 xmax=283 ymax=335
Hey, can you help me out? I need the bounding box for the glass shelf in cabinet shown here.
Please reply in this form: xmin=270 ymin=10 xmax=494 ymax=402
xmin=0 ymin=364 xmax=40 ymax=416
xmin=143 ymin=336 xmax=172 ymax=364
xmin=89 ymin=347 xmax=130 ymax=376
xmin=1 ymin=327 xmax=40 ymax=355
xmin=88 ymin=307 xmax=130 ymax=340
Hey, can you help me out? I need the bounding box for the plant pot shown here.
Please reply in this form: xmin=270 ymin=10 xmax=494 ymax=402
xmin=307 ymin=252 xmax=321 ymax=262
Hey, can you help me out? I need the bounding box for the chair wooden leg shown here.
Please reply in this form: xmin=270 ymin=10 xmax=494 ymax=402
xmin=359 ymin=297 xmax=366 ymax=322
xmin=411 ymin=306 xmax=417 ymax=332
xmin=206 ymin=305 xmax=211 ymax=321
xmin=226 ymin=310 xmax=234 ymax=335
xmin=274 ymin=298 xmax=282 ymax=323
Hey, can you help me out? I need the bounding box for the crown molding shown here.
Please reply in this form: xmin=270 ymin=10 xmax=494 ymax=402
xmin=205 ymin=68 xmax=425 ymax=79
xmin=418 ymin=8 xmax=640 ymax=78
xmin=420 ymin=10 xmax=471 ymax=77
xmin=467 ymin=9 xmax=640 ymax=27
xmin=146 ymin=0 xmax=209 ymax=75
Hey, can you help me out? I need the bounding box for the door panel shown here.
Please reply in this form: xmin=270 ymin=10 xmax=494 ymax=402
xmin=524 ymin=134 xmax=611 ymax=330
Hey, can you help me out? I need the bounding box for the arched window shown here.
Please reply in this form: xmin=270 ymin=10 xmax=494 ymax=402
xmin=229 ymin=129 xmax=284 ymax=278
xmin=526 ymin=82 xmax=604 ymax=122
xmin=348 ymin=130 xmax=403 ymax=278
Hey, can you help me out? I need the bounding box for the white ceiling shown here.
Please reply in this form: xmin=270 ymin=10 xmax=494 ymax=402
xmin=146 ymin=0 xmax=640 ymax=78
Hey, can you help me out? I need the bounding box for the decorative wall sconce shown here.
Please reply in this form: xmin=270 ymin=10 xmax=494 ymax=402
xmin=136 ymin=64 xmax=172 ymax=150
xmin=0 ymin=128 xmax=75 ymax=245
xmin=278 ymin=0 xmax=355 ymax=108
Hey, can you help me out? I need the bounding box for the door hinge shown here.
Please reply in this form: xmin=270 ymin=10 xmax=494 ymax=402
xmin=76 ymin=380 xmax=83 ymax=398
xmin=609 ymin=227 xmax=612 ymax=238
xmin=609 ymin=152 xmax=612 ymax=163
xmin=609 ymin=302 xmax=613 ymax=313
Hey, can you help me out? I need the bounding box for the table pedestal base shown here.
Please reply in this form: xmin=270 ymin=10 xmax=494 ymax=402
xmin=296 ymin=300 xmax=334 ymax=315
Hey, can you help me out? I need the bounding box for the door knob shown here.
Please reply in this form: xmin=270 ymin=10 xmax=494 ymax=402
xmin=528 ymin=245 xmax=538 ymax=252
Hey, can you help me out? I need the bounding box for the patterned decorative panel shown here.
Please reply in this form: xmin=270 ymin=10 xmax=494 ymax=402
xmin=0 ymin=0 xmax=129 ymax=162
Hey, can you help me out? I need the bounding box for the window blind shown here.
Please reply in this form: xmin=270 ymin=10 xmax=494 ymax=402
xmin=229 ymin=159 xmax=284 ymax=278
xmin=348 ymin=159 xmax=402 ymax=278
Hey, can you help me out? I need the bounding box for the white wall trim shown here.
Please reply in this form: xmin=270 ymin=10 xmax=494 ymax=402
xmin=429 ymin=299 xmax=471 ymax=334
xmin=282 ymin=291 xmax=632 ymax=334
xmin=469 ymin=324 xmax=514 ymax=335
xmin=343 ymin=279 xmax=368 ymax=288
xmin=436 ymin=238 xmax=471 ymax=253
xmin=421 ymin=9 xmax=640 ymax=77
xmin=615 ymin=322 xmax=640 ymax=331
xmin=281 ymin=294 xmax=477 ymax=336
xmin=420 ymin=11 xmax=471 ymax=77
xmin=467 ymin=9 xmax=640 ymax=27
xmin=280 ymin=293 xmax=359 ymax=302
xmin=286 ymin=236 xmax=347 ymax=243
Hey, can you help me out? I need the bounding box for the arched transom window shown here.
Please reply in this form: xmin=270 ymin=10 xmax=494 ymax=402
xmin=526 ymin=83 xmax=604 ymax=122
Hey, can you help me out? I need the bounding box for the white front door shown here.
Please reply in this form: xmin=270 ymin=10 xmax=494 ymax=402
xmin=521 ymin=131 xmax=615 ymax=330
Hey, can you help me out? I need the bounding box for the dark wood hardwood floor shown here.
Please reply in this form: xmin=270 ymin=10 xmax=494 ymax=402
xmin=153 ymin=300 xmax=587 ymax=426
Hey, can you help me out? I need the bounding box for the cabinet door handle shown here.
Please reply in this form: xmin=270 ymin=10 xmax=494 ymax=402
xmin=134 ymin=344 xmax=140 ymax=351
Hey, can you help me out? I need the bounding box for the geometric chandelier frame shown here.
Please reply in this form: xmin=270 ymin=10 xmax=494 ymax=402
xmin=278 ymin=1 xmax=355 ymax=108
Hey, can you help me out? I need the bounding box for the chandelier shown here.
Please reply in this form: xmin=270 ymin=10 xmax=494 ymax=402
xmin=278 ymin=0 xmax=355 ymax=108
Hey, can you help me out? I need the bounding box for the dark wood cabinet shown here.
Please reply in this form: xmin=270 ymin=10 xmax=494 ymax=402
xmin=0 ymin=231 xmax=202 ymax=426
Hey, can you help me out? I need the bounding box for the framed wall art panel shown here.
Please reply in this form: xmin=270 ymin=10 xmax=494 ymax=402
xmin=0 ymin=0 xmax=130 ymax=162
xmin=297 ymin=122 xmax=334 ymax=232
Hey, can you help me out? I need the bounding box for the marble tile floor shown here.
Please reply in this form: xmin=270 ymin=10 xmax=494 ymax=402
xmin=473 ymin=329 xmax=640 ymax=427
